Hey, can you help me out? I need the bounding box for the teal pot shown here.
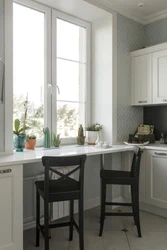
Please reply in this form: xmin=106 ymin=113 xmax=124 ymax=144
xmin=13 ymin=134 xmax=26 ymax=152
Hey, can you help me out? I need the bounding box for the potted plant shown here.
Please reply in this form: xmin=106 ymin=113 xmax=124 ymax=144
xmin=26 ymin=134 xmax=36 ymax=150
xmin=52 ymin=133 xmax=61 ymax=148
xmin=13 ymin=100 xmax=30 ymax=152
xmin=77 ymin=125 xmax=85 ymax=145
xmin=86 ymin=123 xmax=102 ymax=145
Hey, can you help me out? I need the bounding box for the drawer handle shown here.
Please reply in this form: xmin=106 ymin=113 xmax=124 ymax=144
xmin=138 ymin=100 xmax=147 ymax=104
xmin=0 ymin=169 xmax=12 ymax=174
xmin=163 ymin=99 xmax=167 ymax=102
xmin=155 ymin=152 xmax=167 ymax=156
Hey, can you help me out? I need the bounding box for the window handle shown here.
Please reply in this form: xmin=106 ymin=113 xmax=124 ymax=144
xmin=56 ymin=85 xmax=60 ymax=94
xmin=0 ymin=58 xmax=5 ymax=104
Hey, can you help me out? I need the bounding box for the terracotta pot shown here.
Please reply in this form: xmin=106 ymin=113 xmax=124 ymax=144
xmin=25 ymin=139 xmax=36 ymax=150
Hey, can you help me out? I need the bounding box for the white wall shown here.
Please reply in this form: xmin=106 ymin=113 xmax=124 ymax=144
xmin=0 ymin=0 xmax=4 ymax=152
xmin=92 ymin=17 xmax=113 ymax=142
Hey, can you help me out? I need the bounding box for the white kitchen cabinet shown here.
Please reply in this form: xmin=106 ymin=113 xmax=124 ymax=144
xmin=153 ymin=49 xmax=167 ymax=104
xmin=122 ymin=151 xmax=146 ymax=203
xmin=146 ymin=150 xmax=167 ymax=209
xmin=131 ymin=42 xmax=167 ymax=106
xmin=0 ymin=165 xmax=23 ymax=250
xmin=131 ymin=54 xmax=152 ymax=106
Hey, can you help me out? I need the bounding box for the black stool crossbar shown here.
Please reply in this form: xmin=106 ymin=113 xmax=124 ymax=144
xmin=99 ymin=146 xmax=142 ymax=237
xmin=35 ymin=155 xmax=87 ymax=250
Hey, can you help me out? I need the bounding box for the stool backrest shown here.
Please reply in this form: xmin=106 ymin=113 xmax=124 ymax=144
xmin=130 ymin=146 xmax=142 ymax=179
xmin=42 ymin=155 xmax=87 ymax=199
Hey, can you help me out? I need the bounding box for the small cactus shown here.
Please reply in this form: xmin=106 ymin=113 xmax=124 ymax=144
xmin=78 ymin=125 xmax=84 ymax=137
xmin=77 ymin=125 xmax=85 ymax=145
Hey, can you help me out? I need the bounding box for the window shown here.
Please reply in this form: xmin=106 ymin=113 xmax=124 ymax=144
xmin=13 ymin=3 xmax=45 ymax=139
xmin=56 ymin=18 xmax=87 ymax=138
xmin=13 ymin=1 xmax=90 ymax=144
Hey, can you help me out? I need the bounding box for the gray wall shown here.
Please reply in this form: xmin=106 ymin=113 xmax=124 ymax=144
xmin=0 ymin=0 xmax=4 ymax=152
xmin=145 ymin=18 xmax=167 ymax=46
xmin=117 ymin=14 xmax=144 ymax=142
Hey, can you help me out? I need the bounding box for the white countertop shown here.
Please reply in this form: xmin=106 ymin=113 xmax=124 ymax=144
xmin=0 ymin=143 xmax=167 ymax=167
xmin=0 ymin=145 xmax=134 ymax=167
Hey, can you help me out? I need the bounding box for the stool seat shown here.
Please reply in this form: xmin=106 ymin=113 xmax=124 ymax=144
xmin=100 ymin=170 xmax=135 ymax=185
xmin=35 ymin=179 xmax=80 ymax=202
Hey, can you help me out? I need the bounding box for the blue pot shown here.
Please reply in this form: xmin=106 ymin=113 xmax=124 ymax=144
xmin=13 ymin=134 xmax=26 ymax=152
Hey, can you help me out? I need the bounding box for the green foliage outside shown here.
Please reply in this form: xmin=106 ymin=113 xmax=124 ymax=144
xmin=13 ymin=95 xmax=78 ymax=139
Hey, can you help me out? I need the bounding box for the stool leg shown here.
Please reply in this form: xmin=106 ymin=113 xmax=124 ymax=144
xmin=44 ymin=201 xmax=49 ymax=250
xmin=99 ymin=181 xmax=106 ymax=237
xmin=78 ymin=198 xmax=84 ymax=250
xmin=69 ymin=200 xmax=74 ymax=241
xmin=131 ymin=186 xmax=137 ymax=225
xmin=36 ymin=189 xmax=40 ymax=247
xmin=134 ymin=185 xmax=142 ymax=238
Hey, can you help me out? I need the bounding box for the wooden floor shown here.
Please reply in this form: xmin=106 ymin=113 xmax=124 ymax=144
xmin=24 ymin=206 xmax=167 ymax=250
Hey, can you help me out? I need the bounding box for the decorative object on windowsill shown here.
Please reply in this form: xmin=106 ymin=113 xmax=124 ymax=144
xmin=13 ymin=100 xmax=30 ymax=152
xmin=86 ymin=123 xmax=102 ymax=145
xmin=43 ymin=127 xmax=51 ymax=148
xmin=94 ymin=141 xmax=112 ymax=149
xmin=25 ymin=134 xmax=36 ymax=150
xmin=125 ymin=124 xmax=155 ymax=145
xmin=52 ymin=133 xmax=61 ymax=148
xmin=159 ymin=132 xmax=165 ymax=144
xmin=77 ymin=125 xmax=86 ymax=145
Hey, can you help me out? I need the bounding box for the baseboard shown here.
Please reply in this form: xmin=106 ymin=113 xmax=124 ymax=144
xmin=124 ymin=197 xmax=167 ymax=219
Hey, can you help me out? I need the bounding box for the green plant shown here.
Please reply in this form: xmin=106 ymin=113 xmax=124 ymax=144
xmin=86 ymin=123 xmax=102 ymax=131
xmin=26 ymin=134 xmax=36 ymax=142
xmin=52 ymin=133 xmax=61 ymax=147
xmin=13 ymin=119 xmax=30 ymax=136
xmin=78 ymin=125 xmax=84 ymax=137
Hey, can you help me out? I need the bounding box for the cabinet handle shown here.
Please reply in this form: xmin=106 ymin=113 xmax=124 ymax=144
xmin=163 ymin=99 xmax=167 ymax=102
xmin=138 ymin=100 xmax=147 ymax=104
xmin=155 ymin=152 xmax=167 ymax=156
xmin=0 ymin=169 xmax=12 ymax=174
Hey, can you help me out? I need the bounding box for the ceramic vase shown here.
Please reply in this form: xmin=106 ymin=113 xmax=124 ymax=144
xmin=86 ymin=131 xmax=99 ymax=145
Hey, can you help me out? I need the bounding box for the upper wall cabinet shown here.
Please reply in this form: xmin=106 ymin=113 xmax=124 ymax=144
xmin=131 ymin=42 xmax=167 ymax=106
xmin=153 ymin=50 xmax=167 ymax=104
xmin=131 ymin=54 xmax=152 ymax=106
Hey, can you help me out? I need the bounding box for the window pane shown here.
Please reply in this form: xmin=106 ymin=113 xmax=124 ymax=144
xmin=13 ymin=3 xmax=45 ymax=139
xmin=57 ymin=18 xmax=86 ymax=63
xmin=57 ymin=59 xmax=86 ymax=102
xmin=57 ymin=102 xmax=85 ymax=138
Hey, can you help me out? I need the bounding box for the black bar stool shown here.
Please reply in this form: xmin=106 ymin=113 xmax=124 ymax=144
xmin=99 ymin=146 xmax=142 ymax=237
xmin=35 ymin=155 xmax=87 ymax=250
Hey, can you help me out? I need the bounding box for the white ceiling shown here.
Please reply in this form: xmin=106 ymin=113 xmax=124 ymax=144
xmin=85 ymin=0 xmax=167 ymax=24
xmin=108 ymin=0 xmax=167 ymax=16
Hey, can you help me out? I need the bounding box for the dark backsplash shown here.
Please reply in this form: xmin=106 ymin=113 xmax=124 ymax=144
xmin=144 ymin=106 xmax=167 ymax=140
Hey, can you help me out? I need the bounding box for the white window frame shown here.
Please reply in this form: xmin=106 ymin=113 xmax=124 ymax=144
xmin=13 ymin=0 xmax=91 ymax=147
xmin=52 ymin=10 xmax=91 ymax=145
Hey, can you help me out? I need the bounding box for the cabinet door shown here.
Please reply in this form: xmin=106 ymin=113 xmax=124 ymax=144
xmin=146 ymin=150 xmax=167 ymax=209
xmin=122 ymin=151 xmax=146 ymax=203
xmin=0 ymin=165 xmax=23 ymax=250
xmin=131 ymin=54 xmax=152 ymax=105
xmin=153 ymin=50 xmax=167 ymax=104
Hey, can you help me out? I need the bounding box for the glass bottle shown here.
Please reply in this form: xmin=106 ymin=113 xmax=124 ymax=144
xmin=160 ymin=133 xmax=165 ymax=144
